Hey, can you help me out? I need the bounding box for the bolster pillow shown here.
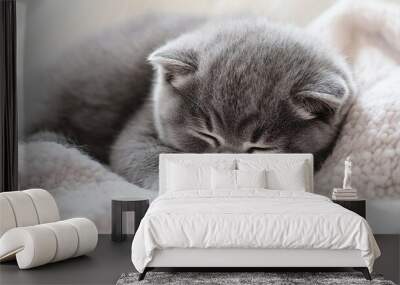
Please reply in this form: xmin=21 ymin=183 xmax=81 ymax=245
xmin=0 ymin=189 xmax=60 ymax=236
xmin=0 ymin=218 xmax=98 ymax=269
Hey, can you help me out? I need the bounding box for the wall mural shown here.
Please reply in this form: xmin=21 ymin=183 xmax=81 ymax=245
xmin=16 ymin=0 xmax=400 ymax=233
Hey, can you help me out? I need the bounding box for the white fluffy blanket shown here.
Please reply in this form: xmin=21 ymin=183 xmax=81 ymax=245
xmin=310 ymin=0 xmax=400 ymax=198
xmin=19 ymin=139 xmax=157 ymax=233
xmin=19 ymin=0 xmax=400 ymax=233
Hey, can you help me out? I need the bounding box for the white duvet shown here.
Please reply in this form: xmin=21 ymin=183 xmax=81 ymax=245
xmin=131 ymin=190 xmax=380 ymax=273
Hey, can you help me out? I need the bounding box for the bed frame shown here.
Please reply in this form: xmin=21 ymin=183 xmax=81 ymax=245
xmin=139 ymin=154 xmax=372 ymax=281
xmin=140 ymin=248 xmax=371 ymax=280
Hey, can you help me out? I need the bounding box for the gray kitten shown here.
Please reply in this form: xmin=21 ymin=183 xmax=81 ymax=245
xmin=40 ymin=16 xmax=354 ymax=190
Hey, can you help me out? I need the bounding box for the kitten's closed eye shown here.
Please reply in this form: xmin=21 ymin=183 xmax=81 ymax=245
xmin=246 ymin=146 xmax=278 ymax=153
xmin=243 ymin=142 xmax=278 ymax=153
xmin=189 ymin=130 xmax=222 ymax=147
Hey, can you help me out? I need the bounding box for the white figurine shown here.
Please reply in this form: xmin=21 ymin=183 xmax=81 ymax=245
xmin=342 ymin=156 xmax=352 ymax=190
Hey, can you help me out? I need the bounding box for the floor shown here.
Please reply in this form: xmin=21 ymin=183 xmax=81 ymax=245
xmin=0 ymin=235 xmax=133 ymax=285
xmin=0 ymin=235 xmax=399 ymax=285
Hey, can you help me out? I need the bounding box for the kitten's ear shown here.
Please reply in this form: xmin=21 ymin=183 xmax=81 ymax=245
xmin=148 ymin=49 xmax=198 ymax=88
xmin=291 ymin=76 xmax=349 ymax=120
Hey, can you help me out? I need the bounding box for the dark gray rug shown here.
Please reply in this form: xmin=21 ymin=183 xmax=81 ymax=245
xmin=116 ymin=272 xmax=396 ymax=285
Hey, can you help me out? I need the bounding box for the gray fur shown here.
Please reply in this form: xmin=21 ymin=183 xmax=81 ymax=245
xmin=39 ymin=16 xmax=354 ymax=190
xmin=38 ymin=15 xmax=203 ymax=162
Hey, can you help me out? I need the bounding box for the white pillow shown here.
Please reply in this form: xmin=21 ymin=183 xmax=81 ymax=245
xmin=237 ymin=159 xmax=308 ymax=191
xmin=211 ymin=169 xmax=268 ymax=191
xmin=166 ymin=158 xmax=236 ymax=170
xmin=165 ymin=159 xmax=236 ymax=193
xmin=167 ymin=162 xmax=211 ymax=192
xmin=236 ymin=169 xmax=267 ymax=189
xmin=211 ymin=169 xmax=236 ymax=190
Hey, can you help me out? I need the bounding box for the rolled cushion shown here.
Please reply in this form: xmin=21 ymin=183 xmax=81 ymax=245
xmin=0 ymin=196 xmax=17 ymax=237
xmin=24 ymin=189 xmax=60 ymax=223
xmin=0 ymin=226 xmax=57 ymax=268
xmin=42 ymin=221 xmax=79 ymax=262
xmin=0 ymin=189 xmax=60 ymax=237
xmin=0 ymin=218 xmax=98 ymax=269
xmin=1 ymin=191 xmax=39 ymax=227
xmin=64 ymin=218 xmax=98 ymax=257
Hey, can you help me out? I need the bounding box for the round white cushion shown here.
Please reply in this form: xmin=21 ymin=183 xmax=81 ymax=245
xmin=0 ymin=196 xmax=17 ymax=237
xmin=0 ymin=189 xmax=60 ymax=237
xmin=1 ymin=191 xmax=39 ymax=227
xmin=64 ymin=218 xmax=98 ymax=257
xmin=0 ymin=218 xmax=98 ymax=269
xmin=42 ymin=221 xmax=79 ymax=262
xmin=24 ymin=189 xmax=60 ymax=223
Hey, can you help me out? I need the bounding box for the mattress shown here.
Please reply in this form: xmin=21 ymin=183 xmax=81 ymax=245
xmin=131 ymin=190 xmax=380 ymax=272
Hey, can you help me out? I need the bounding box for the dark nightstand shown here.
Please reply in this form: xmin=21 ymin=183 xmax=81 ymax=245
xmin=112 ymin=197 xmax=149 ymax=242
xmin=332 ymin=199 xmax=366 ymax=218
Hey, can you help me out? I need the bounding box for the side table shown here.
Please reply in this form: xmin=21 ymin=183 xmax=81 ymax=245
xmin=332 ymin=199 xmax=366 ymax=218
xmin=112 ymin=197 xmax=149 ymax=242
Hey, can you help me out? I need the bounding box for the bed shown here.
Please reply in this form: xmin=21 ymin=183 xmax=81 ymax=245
xmin=131 ymin=154 xmax=380 ymax=280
